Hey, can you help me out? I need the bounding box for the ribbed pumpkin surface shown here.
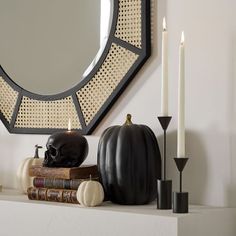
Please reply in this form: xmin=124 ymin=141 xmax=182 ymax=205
xmin=97 ymin=115 xmax=161 ymax=205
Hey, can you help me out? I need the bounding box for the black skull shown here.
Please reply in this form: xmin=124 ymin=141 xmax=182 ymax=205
xmin=43 ymin=131 xmax=88 ymax=168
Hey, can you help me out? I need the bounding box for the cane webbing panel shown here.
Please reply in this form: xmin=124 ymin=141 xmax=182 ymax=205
xmin=115 ymin=0 xmax=142 ymax=48
xmin=15 ymin=96 xmax=81 ymax=129
xmin=77 ymin=43 xmax=138 ymax=125
xmin=0 ymin=77 xmax=18 ymax=123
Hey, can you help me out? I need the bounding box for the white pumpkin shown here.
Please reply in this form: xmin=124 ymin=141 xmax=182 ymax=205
xmin=77 ymin=179 xmax=104 ymax=207
xmin=17 ymin=145 xmax=43 ymax=194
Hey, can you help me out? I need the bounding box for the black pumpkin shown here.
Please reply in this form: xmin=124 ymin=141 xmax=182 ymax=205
xmin=97 ymin=114 xmax=161 ymax=205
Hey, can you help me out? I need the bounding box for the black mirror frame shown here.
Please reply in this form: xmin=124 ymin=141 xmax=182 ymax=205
xmin=0 ymin=0 xmax=151 ymax=134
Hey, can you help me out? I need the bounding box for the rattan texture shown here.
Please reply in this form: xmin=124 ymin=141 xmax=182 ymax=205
xmin=115 ymin=0 xmax=142 ymax=48
xmin=77 ymin=43 xmax=138 ymax=125
xmin=15 ymin=96 xmax=81 ymax=129
xmin=0 ymin=77 xmax=18 ymax=123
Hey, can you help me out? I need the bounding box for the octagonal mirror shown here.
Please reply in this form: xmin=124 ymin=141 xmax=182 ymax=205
xmin=0 ymin=0 xmax=151 ymax=134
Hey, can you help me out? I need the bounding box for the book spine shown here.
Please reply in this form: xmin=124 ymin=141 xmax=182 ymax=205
xmin=33 ymin=178 xmax=91 ymax=190
xmin=29 ymin=165 xmax=98 ymax=179
xmin=29 ymin=167 xmax=68 ymax=179
xmin=27 ymin=187 xmax=79 ymax=204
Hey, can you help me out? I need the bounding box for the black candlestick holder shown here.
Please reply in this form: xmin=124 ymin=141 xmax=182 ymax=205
xmin=173 ymin=157 xmax=189 ymax=213
xmin=157 ymin=116 xmax=172 ymax=210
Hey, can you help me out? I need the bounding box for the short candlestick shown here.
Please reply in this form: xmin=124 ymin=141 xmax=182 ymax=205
xmin=173 ymin=157 xmax=189 ymax=213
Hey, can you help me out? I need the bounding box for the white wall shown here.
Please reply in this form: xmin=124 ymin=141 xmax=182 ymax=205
xmin=0 ymin=0 xmax=235 ymax=207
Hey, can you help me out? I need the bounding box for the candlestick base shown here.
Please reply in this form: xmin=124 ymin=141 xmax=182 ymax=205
xmin=173 ymin=192 xmax=188 ymax=213
xmin=157 ymin=179 xmax=172 ymax=209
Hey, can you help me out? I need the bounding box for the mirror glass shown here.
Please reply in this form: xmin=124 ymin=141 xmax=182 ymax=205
xmin=0 ymin=0 xmax=113 ymax=95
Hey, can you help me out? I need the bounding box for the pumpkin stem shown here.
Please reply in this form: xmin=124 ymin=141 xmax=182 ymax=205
xmin=34 ymin=144 xmax=42 ymax=158
xmin=124 ymin=114 xmax=133 ymax=125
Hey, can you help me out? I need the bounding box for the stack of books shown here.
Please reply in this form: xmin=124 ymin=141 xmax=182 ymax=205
xmin=27 ymin=165 xmax=98 ymax=204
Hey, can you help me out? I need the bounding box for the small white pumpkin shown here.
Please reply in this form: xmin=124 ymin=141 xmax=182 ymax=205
xmin=17 ymin=145 xmax=43 ymax=194
xmin=77 ymin=177 xmax=104 ymax=207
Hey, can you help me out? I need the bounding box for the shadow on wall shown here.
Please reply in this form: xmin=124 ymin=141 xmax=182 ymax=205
xmin=227 ymin=28 xmax=236 ymax=207
xmin=157 ymin=129 xmax=208 ymax=205
xmin=227 ymin=132 xmax=236 ymax=207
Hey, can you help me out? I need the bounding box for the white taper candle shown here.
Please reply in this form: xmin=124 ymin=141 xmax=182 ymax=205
xmin=177 ymin=31 xmax=185 ymax=157
xmin=161 ymin=17 xmax=168 ymax=116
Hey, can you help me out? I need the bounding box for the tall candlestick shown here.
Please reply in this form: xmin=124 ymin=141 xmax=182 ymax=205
xmin=177 ymin=32 xmax=185 ymax=157
xmin=161 ymin=17 xmax=168 ymax=116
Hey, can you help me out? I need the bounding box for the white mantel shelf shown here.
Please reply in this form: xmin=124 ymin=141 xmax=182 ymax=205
xmin=0 ymin=189 xmax=235 ymax=236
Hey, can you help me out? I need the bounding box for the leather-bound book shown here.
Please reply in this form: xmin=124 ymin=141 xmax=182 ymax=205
xmin=29 ymin=164 xmax=98 ymax=180
xmin=27 ymin=187 xmax=78 ymax=204
xmin=33 ymin=177 xmax=98 ymax=190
